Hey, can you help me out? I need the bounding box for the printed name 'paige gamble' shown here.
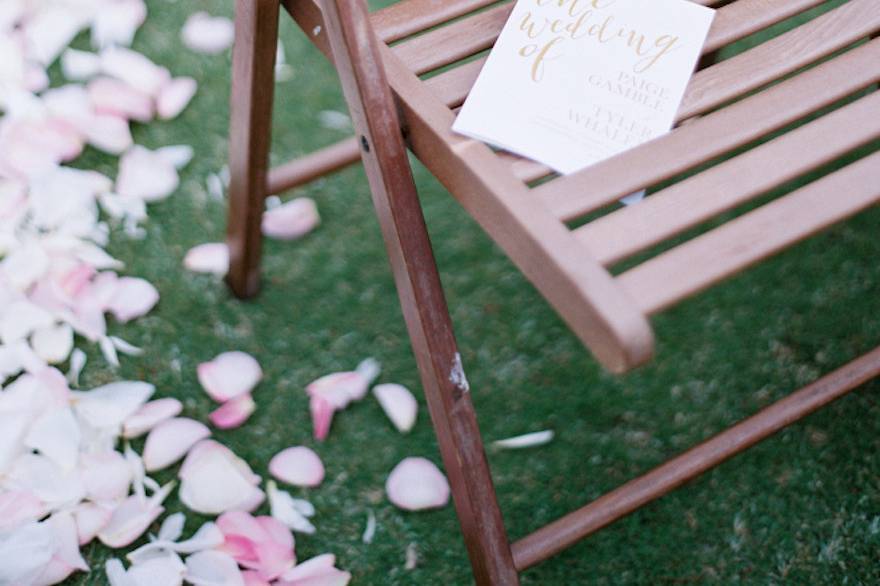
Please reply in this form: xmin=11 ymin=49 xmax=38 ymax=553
xmin=452 ymin=0 xmax=715 ymax=175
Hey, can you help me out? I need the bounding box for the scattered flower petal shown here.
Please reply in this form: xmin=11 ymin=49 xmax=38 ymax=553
xmin=372 ymin=383 xmax=418 ymax=433
xmin=385 ymin=457 xmax=450 ymax=512
xmin=123 ymin=398 xmax=183 ymax=438
xmin=261 ymin=198 xmax=320 ymax=241
xmin=492 ymin=429 xmax=555 ymax=450
xmin=181 ymin=13 xmax=234 ymax=55
xmin=197 ymin=351 xmax=262 ymax=403
xmin=178 ymin=440 xmax=264 ymax=515
xmin=209 ymin=394 xmax=256 ymax=430
xmin=183 ymin=242 xmax=228 ymax=275
xmin=269 ymin=446 xmax=324 ymax=488
xmin=157 ymin=77 xmax=197 ymax=120
xmin=143 ymin=417 xmax=211 ymax=472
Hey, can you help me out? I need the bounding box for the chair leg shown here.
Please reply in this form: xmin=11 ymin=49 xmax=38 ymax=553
xmin=226 ymin=0 xmax=279 ymax=299
xmin=319 ymin=1 xmax=520 ymax=583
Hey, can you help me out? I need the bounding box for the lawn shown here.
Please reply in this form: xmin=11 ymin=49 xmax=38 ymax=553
xmin=64 ymin=0 xmax=880 ymax=584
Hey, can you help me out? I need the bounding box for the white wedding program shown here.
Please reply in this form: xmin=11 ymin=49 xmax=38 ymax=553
xmin=452 ymin=0 xmax=716 ymax=174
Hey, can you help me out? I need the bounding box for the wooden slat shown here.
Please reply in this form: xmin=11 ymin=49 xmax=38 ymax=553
xmin=535 ymin=39 xmax=880 ymax=221
xmin=425 ymin=0 xmax=829 ymax=109
xmin=680 ymin=0 xmax=880 ymax=118
xmin=266 ymin=138 xmax=361 ymax=195
xmin=617 ymin=150 xmax=880 ymax=315
xmin=512 ymin=347 xmax=880 ymax=570
xmin=371 ymin=0 xmax=500 ymax=43
xmin=576 ymin=92 xmax=880 ymax=266
xmin=392 ymin=2 xmax=512 ymax=75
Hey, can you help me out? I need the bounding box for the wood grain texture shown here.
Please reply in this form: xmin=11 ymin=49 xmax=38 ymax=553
xmin=576 ymin=91 xmax=880 ymax=266
xmin=512 ymin=346 xmax=880 ymax=569
xmin=226 ymin=0 xmax=279 ymax=298
xmin=537 ymin=38 xmax=880 ymax=220
xmin=318 ymin=1 xmax=519 ymax=583
xmin=618 ymin=150 xmax=880 ymax=315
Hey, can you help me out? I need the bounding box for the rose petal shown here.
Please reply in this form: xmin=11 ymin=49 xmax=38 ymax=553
xmin=184 ymin=550 xmax=245 ymax=586
xmin=126 ymin=553 xmax=186 ymax=586
xmin=99 ymin=46 xmax=171 ymax=97
xmin=97 ymin=482 xmax=174 ymax=548
xmin=106 ymin=276 xmax=159 ymax=322
xmin=183 ymin=242 xmax=228 ymax=275
xmin=0 ymin=521 xmax=53 ymax=586
xmin=23 ymin=406 xmax=80 ymax=470
xmin=241 ymin=571 xmax=272 ymax=586
xmin=157 ymin=77 xmax=197 ymax=120
xmin=385 ymin=457 xmax=450 ymax=512
xmin=268 ymin=446 xmax=324 ymax=488
xmin=116 ymin=145 xmax=180 ymax=202
xmin=0 ymin=490 xmax=46 ymax=533
xmin=197 ymin=351 xmax=262 ymax=402
xmin=276 ymin=554 xmax=351 ymax=586
xmin=209 ymin=394 xmax=256 ymax=429
xmin=30 ymin=323 xmax=74 ymax=364
xmin=266 ymin=481 xmax=315 ymax=535
xmin=181 ymin=13 xmax=234 ymax=55
xmin=72 ymin=380 xmax=154 ymax=430
xmin=88 ymin=77 xmax=154 ymax=122
xmin=491 ymin=430 xmax=555 ymax=450
xmin=91 ymin=0 xmax=147 ymax=49
xmin=308 ymin=395 xmax=334 ymax=442
xmin=73 ymin=502 xmax=113 ymax=545
xmin=80 ymin=450 xmax=134 ymax=502
xmin=123 ymin=398 xmax=183 ymax=438
xmin=372 ymin=383 xmax=418 ymax=433
xmin=261 ymin=198 xmax=320 ymax=240
xmin=178 ymin=440 xmax=264 ymax=515
xmin=156 ymin=145 xmax=194 ymax=170
xmin=143 ymin=417 xmax=211 ymax=472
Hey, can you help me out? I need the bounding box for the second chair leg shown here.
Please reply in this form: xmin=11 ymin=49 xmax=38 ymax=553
xmin=226 ymin=0 xmax=280 ymax=299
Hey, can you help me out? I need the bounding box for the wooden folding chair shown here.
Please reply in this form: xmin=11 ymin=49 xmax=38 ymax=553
xmin=225 ymin=0 xmax=880 ymax=582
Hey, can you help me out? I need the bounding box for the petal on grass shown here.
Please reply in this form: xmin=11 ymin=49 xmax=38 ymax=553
xmin=385 ymin=457 xmax=450 ymax=512
xmin=184 ymin=550 xmax=245 ymax=586
xmin=276 ymin=554 xmax=350 ymax=586
xmin=372 ymin=383 xmax=417 ymax=433
xmin=268 ymin=446 xmax=324 ymax=488
xmin=30 ymin=323 xmax=74 ymax=364
xmin=491 ymin=430 xmax=555 ymax=450
xmin=116 ymin=145 xmax=180 ymax=202
xmin=61 ymin=48 xmax=101 ymax=80
xmin=88 ymin=77 xmax=154 ymax=122
xmin=308 ymin=395 xmax=334 ymax=442
xmin=181 ymin=13 xmax=234 ymax=55
xmin=183 ymin=243 xmax=228 ymax=275
xmin=266 ymin=481 xmax=315 ymax=535
xmin=209 ymin=394 xmax=256 ymax=430
xmin=106 ymin=277 xmax=159 ymax=322
xmin=97 ymin=482 xmax=174 ymax=548
xmin=178 ymin=440 xmax=264 ymax=515
xmin=157 ymin=77 xmax=197 ymax=120
xmin=197 ymin=351 xmax=262 ymax=403
xmin=143 ymin=418 xmax=211 ymax=472
xmin=261 ymin=198 xmax=320 ymax=241
xmin=123 ymin=398 xmax=183 ymax=438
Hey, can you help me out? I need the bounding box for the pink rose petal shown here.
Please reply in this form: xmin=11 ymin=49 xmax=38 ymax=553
xmin=197 ymin=351 xmax=262 ymax=403
xmin=143 ymin=417 xmax=211 ymax=472
xmin=183 ymin=242 xmax=229 ymax=275
xmin=97 ymin=482 xmax=173 ymax=548
xmin=209 ymin=393 xmax=256 ymax=429
xmin=262 ymin=198 xmax=320 ymax=241
xmin=216 ymin=511 xmax=295 ymax=581
xmin=372 ymin=383 xmax=418 ymax=433
xmin=73 ymin=502 xmax=112 ymax=546
xmin=269 ymin=446 xmax=324 ymax=488
xmin=276 ymin=554 xmax=351 ymax=586
xmin=178 ymin=440 xmax=265 ymax=515
xmin=157 ymin=77 xmax=197 ymax=120
xmin=242 ymin=571 xmax=272 ymax=586
xmin=106 ymin=276 xmax=159 ymax=322
xmin=116 ymin=145 xmax=180 ymax=202
xmin=181 ymin=12 xmax=234 ymax=55
xmin=385 ymin=457 xmax=450 ymax=512
xmin=0 ymin=491 xmax=46 ymax=532
xmin=184 ymin=550 xmax=244 ymax=586
xmin=123 ymin=397 xmax=183 ymax=438
xmin=88 ymin=77 xmax=154 ymax=122
xmin=80 ymin=450 xmax=133 ymax=502
xmin=99 ymin=46 xmax=171 ymax=97
xmin=91 ymin=0 xmax=147 ymax=49
xmin=308 ymin=395 xmax=334 ymax=442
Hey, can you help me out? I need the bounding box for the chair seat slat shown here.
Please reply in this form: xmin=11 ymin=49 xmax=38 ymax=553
xmin=575 ymin=91 xmax=880 ymax=266
xmin=372 ymin=0 xmax=500 ymax=43
xmin=617 ymin=150 xmax=880 ymax=315
xmin=681 ymin=0 xmax=880 ymax=118
xmin=535 ymin=39 xmax=880 ymax=221
xmin=423 ymin=0 xmax=829 ymax=108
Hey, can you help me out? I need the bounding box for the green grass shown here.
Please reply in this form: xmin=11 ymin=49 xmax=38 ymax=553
xmin=63 ymin=1 xmax=880 ymax=584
